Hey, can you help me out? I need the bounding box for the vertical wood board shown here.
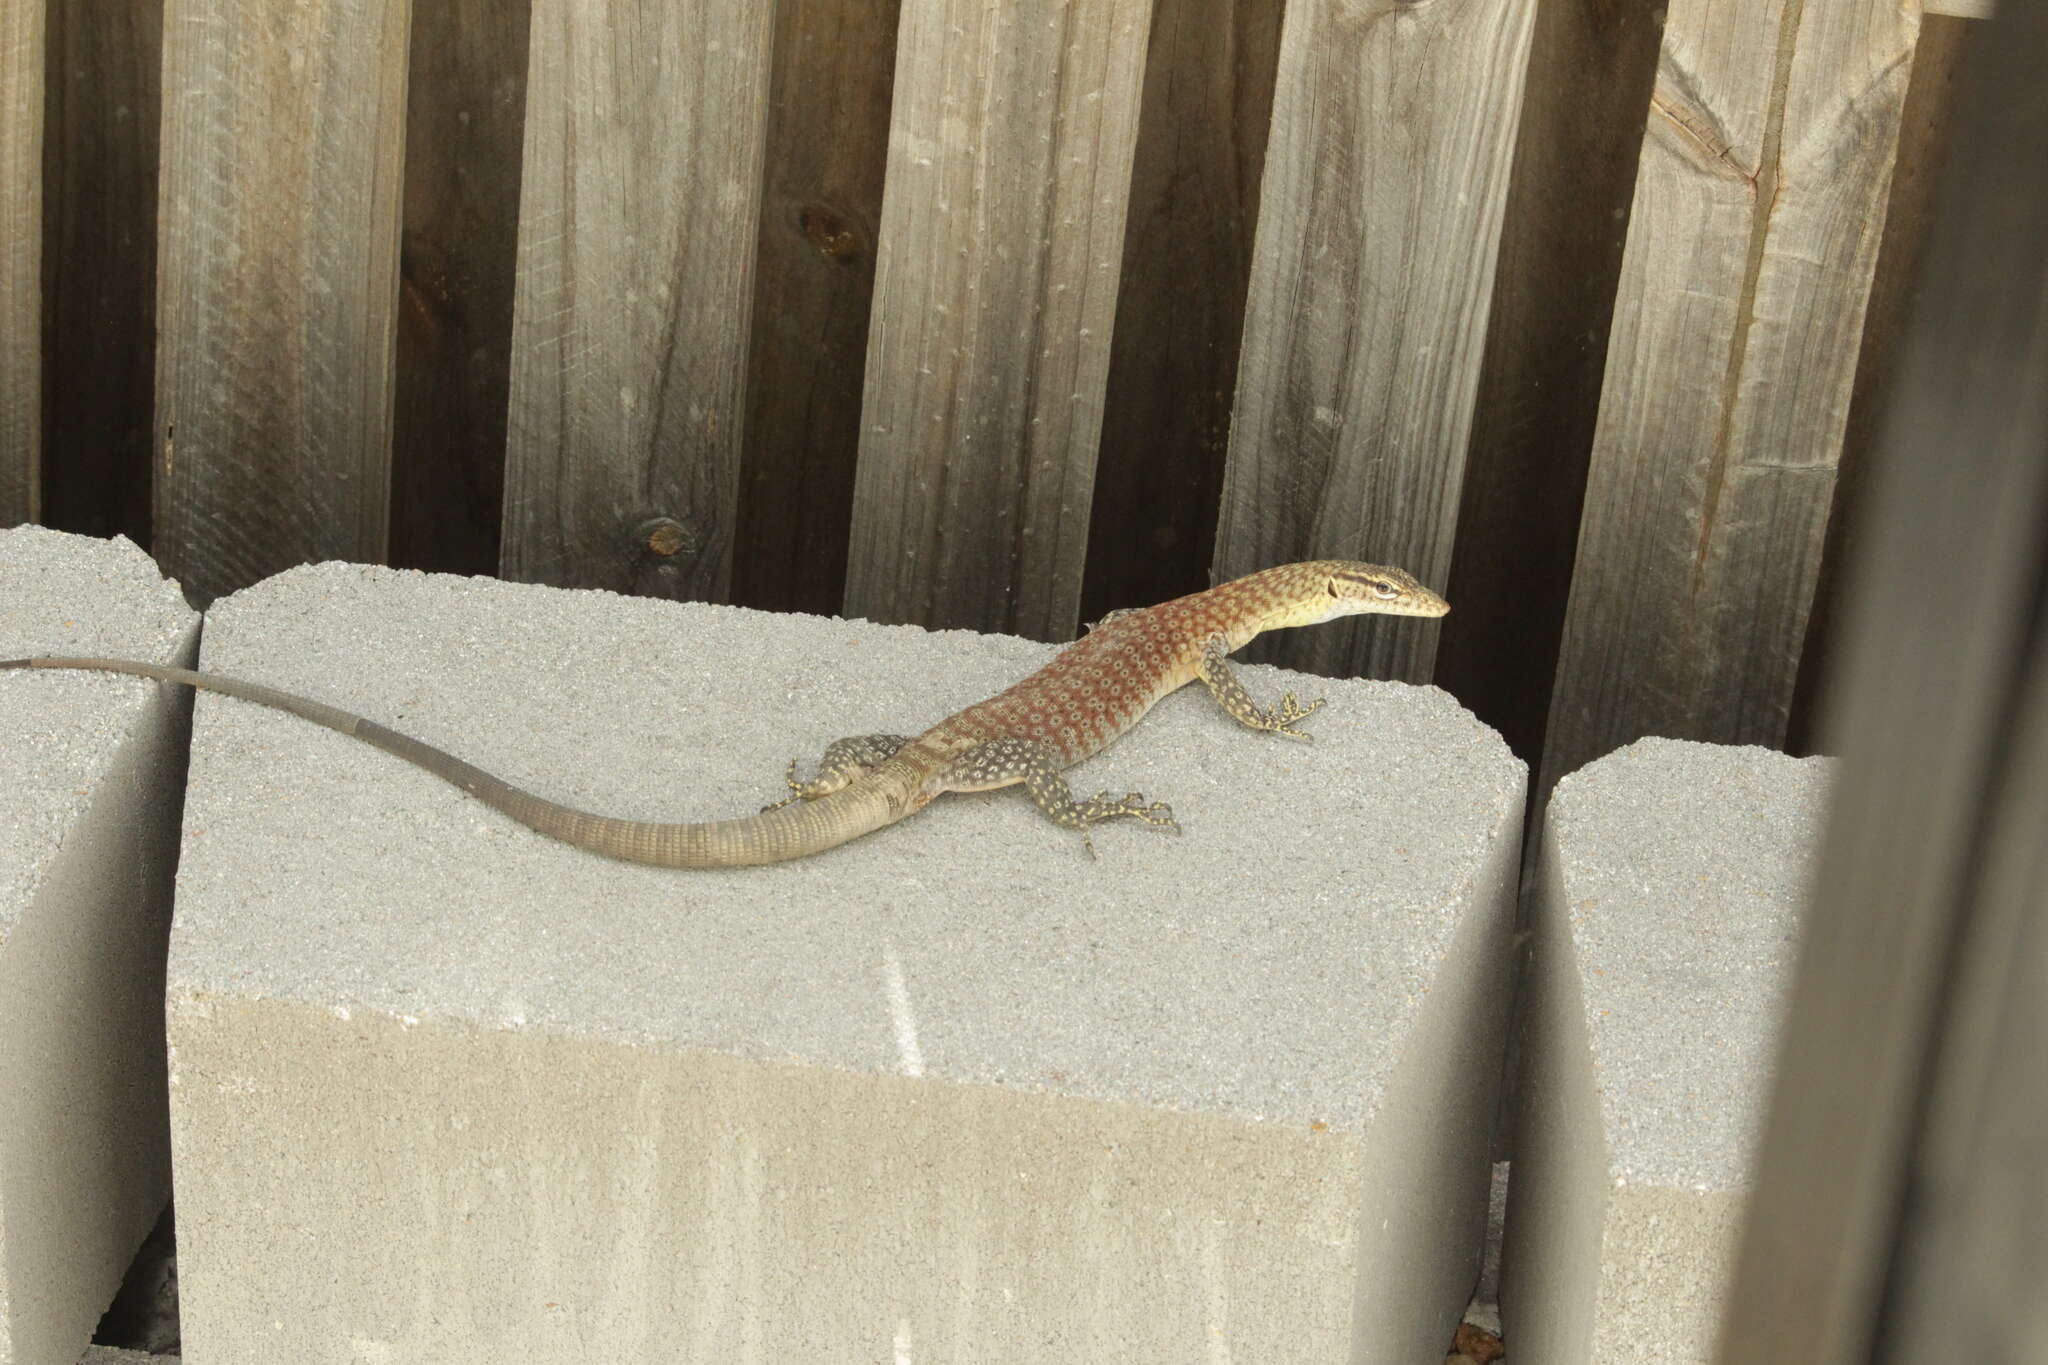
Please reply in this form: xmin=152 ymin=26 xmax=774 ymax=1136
xmin=41 ymin=0 xmax=163 ymax=546
xmin=501 ymin=0 xmax=776 ymax=600
xmin=1786 ymin=14 xmax=1977 ymax=753
xmin=1078 ymin=0 xmax=1285 ymax=626
xmin=1715 ymin=6 xmax=2048 ymax=1348
xmin=1539 ymin=0 xmax=1920 ymax=797
xmin=0 ymin=0 xmax=44 ymax=523
xmin=844 ymin=0 xmax=1155 ymax=640
xmin=1433 ymin=0 xmax=1665 ymax=769
xmin=730 ymin=0 xmax=900 ymax=617
xmin=1212 ymin=0 xmax=1539 ymax=684
xmin=1880 ymin=603 xmax=2048 ymax=1355
xmin=154 ymin=0 xmax=411 ymax=603
xmin=389 ymin=0 xmax=530 ymax=578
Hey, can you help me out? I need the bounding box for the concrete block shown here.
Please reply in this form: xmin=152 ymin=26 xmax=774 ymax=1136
xmin=0 ymin=527 xmax=198 ymax=1365
xmin=165 ymin=563 xmax=1524 ymax=1363
xmin=1500 ymin=738 xmax=1835 ymax=1364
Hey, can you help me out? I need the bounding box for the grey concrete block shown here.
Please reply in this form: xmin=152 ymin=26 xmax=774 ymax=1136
xmin=165 ymin=563 xmax=1524 ymax=1363
xmin=1500 ymin=738 xmax=1835 ymax=1364
xmin=76 ymin=1350 xmax=169 ymax=1365
xmin=0 ymin=527 xmax=198 ymax=1365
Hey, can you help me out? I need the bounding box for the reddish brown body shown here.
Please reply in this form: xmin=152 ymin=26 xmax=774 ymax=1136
xmin=3 ymin=561 xmax=1446 ymax=866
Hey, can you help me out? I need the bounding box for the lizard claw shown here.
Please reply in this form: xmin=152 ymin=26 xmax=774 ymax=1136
xmin=1079 ymin=791 xmax=1179 ymax=833
xmin=1270 ymin=691 xmax=1325 ymax=741
xmin=1129 ymin=796 xmax=1178 ymax=833
xmin=761 ymin=758 xmax=807 ymax=812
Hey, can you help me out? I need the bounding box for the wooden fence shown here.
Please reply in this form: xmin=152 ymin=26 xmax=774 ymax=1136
xmin=1718 ymin=0 xmax=2046 ymax=1350
xmin=0 ymin=0 xmax=1993 ymax=796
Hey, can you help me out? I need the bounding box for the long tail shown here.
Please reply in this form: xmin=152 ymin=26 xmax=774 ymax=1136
xmin=2 ymin=656 xmax=908 ymax=868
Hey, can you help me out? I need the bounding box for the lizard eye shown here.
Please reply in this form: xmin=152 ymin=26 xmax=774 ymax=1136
xmin=1372 ymin=580 xmax=1399 ymax=598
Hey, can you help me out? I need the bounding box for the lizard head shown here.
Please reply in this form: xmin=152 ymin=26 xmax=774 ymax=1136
xmin=1259 ymin=561 xmax=1450 ymax=629
xmin=1325 ymin=562 xmax=1448 ymax=618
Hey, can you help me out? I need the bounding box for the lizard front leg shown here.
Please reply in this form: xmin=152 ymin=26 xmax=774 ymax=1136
xmin=762 ymin=734 xmax=915 ymax=811
xmin=941 ymin=736 xmax=1178 ymax=856
xmin=1199 ymin=636 xmax=1325 ymax=740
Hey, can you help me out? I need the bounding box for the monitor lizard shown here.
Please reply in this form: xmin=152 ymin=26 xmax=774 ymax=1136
xmin=2 ymin=560 xmax=1447 ymax=866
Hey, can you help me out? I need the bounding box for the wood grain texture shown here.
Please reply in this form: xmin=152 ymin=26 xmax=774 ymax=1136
xmin=1538 ymin=0 xmax=1919 ymax=798
xmin=1785 ymin=14 xmax=1975 ymax=754
xmin=0 ymin=0 xmax=44 ymax=523
xmin=1881 ymin=602 xmax=2048 ymax=1357
xmin=1211 ymin=0 xmax=1538 ymax=685
xmin=844 ymin=0 xmax=1155 ymax=640
xmin=40 ymin=0 xmax=162 ymax=546
xmin=501 ymin=0 xmax=775 ymax=600
xmin=729 ymin=0 xmax=900 ymax=617
xmin=389 ymin=0 xmax=529 ymax=578
xmin=1078 ymin=0 xmax=1284 ymax=627
xmin=1434 ymin=0 xmax=1665 ymax=769
xmin=1716 ymin=7 xmax=2048 ymax=1350
xmin=154 ymin=0 xmax=410 ymax=604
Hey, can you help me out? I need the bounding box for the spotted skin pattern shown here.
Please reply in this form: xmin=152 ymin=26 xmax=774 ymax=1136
xmin=770 ymin=559 xmax=1448 ymax=858
xmin=3 ymin=560 xmax=1447 ymax=867
xmin=764 ymin=733 xmax=913 ymax=810
xmin=931 ymin=735 xmax=1176 ymax=857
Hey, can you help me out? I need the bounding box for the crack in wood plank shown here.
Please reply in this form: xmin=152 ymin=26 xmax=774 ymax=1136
xmin=1647 ymin=90 xmax=1757 ymax=186
xmin=1690 ymin=0 xmax=1807 ymax=597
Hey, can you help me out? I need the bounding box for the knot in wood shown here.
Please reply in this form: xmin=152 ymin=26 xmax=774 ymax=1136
xmin=636 ymin=516 xmax=703 ymax=559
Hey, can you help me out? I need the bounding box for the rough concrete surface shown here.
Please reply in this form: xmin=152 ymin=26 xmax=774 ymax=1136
xmin=164 ymin=563 xmax=1524 ymax=1363
xmin=1500 ymin=738 xmax=1835 ymax=1364
xmin=0 ymin=527 xmax=198 ymax=1365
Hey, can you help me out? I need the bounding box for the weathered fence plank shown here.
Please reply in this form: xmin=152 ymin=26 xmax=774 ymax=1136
xmin=1432 ymin=0 xmax=1664 ymax=767
xmin=1078 ymin=0 xmax=1284 ymax=627
xmin=41 ymin=0 xmax=163 ymax=547
xmin=843 ymin=0 xmax=1154 ymax=640
xmin=501 ymin=0 xmax=775 ymax=599
xmin=0 ymin=0 xmax=44 ymax=524
xmin=1786 ymin=14 xmax=1978 ymax=753
xmin=1718 ymin=5 xmax=2048 ymax=1349
xmin=1882 ymin=604 xmax=2048 ymax=1353
xmin=1538 ymin=0 xmax=1919 ymax=798
xmin=730 ymin=0 xmax=901 ymax=617
xmin=1212 ymin=0 xmax=1538 ymax=685
xmin=389 ymin=0 xmax=530 ymax=579
xmin=154 ymin=0 xmax=410 ymax=604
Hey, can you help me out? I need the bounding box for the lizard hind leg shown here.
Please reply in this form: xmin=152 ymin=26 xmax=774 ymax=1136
xmin=942 ymin=736 xmax=1178 ymax=857
xmin=762 ymin=734 xmax=915 ymax=812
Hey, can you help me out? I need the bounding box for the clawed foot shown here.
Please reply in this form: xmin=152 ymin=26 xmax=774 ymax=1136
xmin=1071 ymin=790 xmax=1180 ymax=858
xmin=1263 ymin=691 xmax=1325 ymax=740
xmin=1080 ymin=790 xmax=1179 ymax=831
xmin=761 ymin=758 xmax=808 ymax=813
